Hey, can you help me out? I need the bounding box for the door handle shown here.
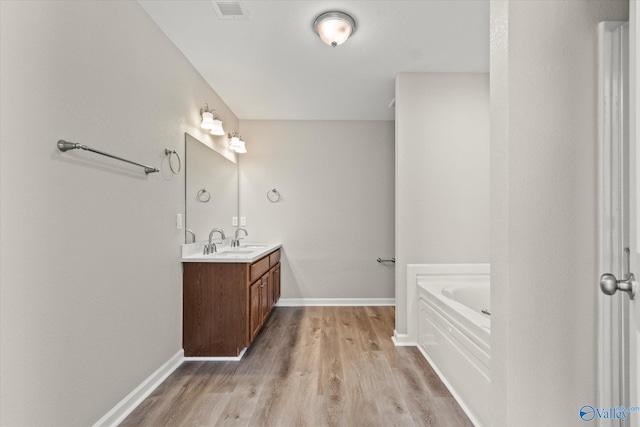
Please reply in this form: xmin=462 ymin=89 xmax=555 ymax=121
xmin=600 ymin=272 xmax=636 ymax=299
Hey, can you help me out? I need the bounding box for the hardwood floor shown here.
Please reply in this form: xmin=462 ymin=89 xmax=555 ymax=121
xmin=121 ymin=307 xmax=472 ymax=427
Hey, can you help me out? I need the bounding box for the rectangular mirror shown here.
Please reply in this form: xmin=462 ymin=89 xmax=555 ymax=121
xmin=185 ymin=132 xmax=238 ymax=243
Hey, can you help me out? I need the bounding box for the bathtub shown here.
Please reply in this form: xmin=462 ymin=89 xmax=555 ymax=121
xmin=416 ymin=265 xmax=490 ymax=427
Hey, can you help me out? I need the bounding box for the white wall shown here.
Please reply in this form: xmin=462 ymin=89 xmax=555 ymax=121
xmin=394 ymin=73 xmax=490 ymax=341
xmin=490 ymin=1 xmax=628 ymax=426
xmin=238 ymin=120 xmax=395 ymax=301
xmin=0 ymin=1 xmax=237 ymax=425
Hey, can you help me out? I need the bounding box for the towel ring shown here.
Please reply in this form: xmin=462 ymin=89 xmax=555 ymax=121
xmin=267 ymin=188 xmax=281 ymax=203
xmin=197 ymin=188 xmax=211 ymax=202
xmin=164 ymin=149 xmax=181 ymax=175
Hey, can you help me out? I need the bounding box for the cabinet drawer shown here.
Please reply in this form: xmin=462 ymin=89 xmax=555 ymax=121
xmin=269 ymin=249 xmax=281 ymax=267
xmin=250 ymin=256 xmax=270 ymax=283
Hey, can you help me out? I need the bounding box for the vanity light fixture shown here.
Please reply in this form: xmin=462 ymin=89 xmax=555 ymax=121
xmin=313 ymin=11 xmax=356 ymax=47
xmin=200 ymin=103 xmax=225 ymax=135
xmin=228 ymin=130 xmax=247 ymax=154
xmin=234 ymin=139 xmax=247 ymax=154
xmin=209 ymin=117 xmax=225 ymax=136
xmin=228 ymin=131 xmax=241 ymax=150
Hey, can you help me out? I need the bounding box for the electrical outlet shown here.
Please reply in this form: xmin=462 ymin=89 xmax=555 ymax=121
xmin=232 ymin=217 xmax=238 ymax=226
xmin=240 ymin=217 xmax=246 ymax=226
xmin=176 ymin=214 xmax=183 ymax=230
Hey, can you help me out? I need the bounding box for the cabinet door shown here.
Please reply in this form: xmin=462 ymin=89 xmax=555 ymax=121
xmin=272 ymin=263 xmax=281 ymax=304
xmin=249 ymin=279 xmax=262 ymax=342
xmin=260 ymin=274 xmax=270 ymax=324
xmin=267 ymin=267 xmax=275 ymax=308
xmin=184 ymin=262 xmax=247 ymax=357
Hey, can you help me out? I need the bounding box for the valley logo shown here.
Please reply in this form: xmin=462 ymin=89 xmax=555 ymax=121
xmin=579 ymin=405 xmax=640 ymax=422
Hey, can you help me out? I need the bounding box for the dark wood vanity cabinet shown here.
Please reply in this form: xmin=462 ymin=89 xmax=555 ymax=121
xmin=183 ymin=248 xmax=281 ymax=357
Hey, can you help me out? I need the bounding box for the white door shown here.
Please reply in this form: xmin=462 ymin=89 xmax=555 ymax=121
xmin=631 ymin=3 xmax=640 ymax=423
xmin=598 ymin=12 xmax=639 ymax=427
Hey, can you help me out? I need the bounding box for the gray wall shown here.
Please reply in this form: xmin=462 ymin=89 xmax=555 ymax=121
xmin=0 ymin=1 xmax=237 ymax=425
xmin=395 ymin=72 xmax=490 ymax=338
xmin=238 ymin=120 xmax=395 ymax=301
xmin=490 ymin=1 xmax=629 ymax=425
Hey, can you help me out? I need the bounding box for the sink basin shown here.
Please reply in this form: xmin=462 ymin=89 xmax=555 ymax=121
xmin=242 ymin=244 xmax=268 ymax=249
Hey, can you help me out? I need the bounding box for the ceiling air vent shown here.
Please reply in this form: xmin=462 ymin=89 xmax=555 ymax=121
xmin=211 ymin=1 xmax=249 ymax=20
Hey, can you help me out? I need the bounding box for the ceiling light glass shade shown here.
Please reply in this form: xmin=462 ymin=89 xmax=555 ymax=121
xmin=313 ymin=11 xmax=356 ymax=47
xmin=234 ymin=140 xmax=247 ymax=154
xmin=209 ymin=118 xmax=225 ymax=136
xmin=200 ymin=111 xmax=216 ymax=129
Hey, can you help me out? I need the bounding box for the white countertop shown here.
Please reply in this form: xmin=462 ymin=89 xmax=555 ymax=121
xmin=181 ymin=242 xmax=282 ymax=263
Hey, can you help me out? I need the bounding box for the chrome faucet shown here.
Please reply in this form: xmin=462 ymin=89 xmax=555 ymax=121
xmin=232 ymin=228 xmax=248 ymax=247
xmin=203 ymin=228 xmax=226 ymax=254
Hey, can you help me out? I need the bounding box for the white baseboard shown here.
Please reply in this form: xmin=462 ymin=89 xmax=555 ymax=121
xmin=92 ymin=349 xmax=184 ymax=427
xmin=392 ymin=329 xmax=417 ymax=346
xmin=184 ymin=347 xmax=247 ymax=362
xmin=276 ymin=298 xmax=395 ymax=307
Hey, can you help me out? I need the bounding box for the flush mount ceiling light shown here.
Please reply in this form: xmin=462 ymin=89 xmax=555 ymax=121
xmin=200 ymin=103 xmax=225 ymax=135
xmin=313 ymin=11 xmax=356 ymax=47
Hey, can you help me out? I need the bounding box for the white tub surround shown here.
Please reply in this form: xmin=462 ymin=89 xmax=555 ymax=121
xmin=181 ymin=242 xmax=281 ymax=263
xmin=413 ymin=264 xmax=490 ymax=427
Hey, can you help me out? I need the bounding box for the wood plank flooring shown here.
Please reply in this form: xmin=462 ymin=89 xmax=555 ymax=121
xmin=121 ymin=306 xmax=472 ymax=427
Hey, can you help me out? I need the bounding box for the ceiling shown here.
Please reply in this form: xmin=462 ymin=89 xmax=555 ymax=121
xmin=138 ymin=0 xmax=489 ymax=121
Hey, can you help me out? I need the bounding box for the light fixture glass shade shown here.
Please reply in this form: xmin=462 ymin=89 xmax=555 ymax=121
xmin=314 ymin=11 xmax=356 ymax=47
xmin=209 ymin=118 xmax=225 ymax=136
xmin=234 ymin=140 xmax=247 ymax=154
xmin=229 ymin=136 xmax=241 ymax=150
xmin=200 ymin=111 xmax=215 ymax=129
